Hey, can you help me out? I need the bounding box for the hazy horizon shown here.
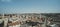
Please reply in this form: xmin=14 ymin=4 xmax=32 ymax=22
xmin=0 ymin=0 xmax=60 ymax=14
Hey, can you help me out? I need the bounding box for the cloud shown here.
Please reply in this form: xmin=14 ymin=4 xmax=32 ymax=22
xmin=1 ymin=0 xmax=11 ymax=2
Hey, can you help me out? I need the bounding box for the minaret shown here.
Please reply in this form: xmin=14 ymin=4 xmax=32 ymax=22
xmin=3 ymin=13 xmax=8 ymax=27
xmin=2 ymin=13 xmax=4 ymax=19
xmin=2 ymin=13 xmax=5 ymax=27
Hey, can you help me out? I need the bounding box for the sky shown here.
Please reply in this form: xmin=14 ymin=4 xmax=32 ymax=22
xmin=0 ymin=0 xmax=60 ymax=14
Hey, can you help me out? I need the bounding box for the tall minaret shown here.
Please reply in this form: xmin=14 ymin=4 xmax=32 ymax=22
xmin=40 ymin=13 xmax=42 ymax=22
xmin=2 ymin=13 xmax=5 ymax=27
xmin=2 ymin=13 xmax=4 ymax=19
xmin=2 ymin=13 xmax=8 ymax=27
